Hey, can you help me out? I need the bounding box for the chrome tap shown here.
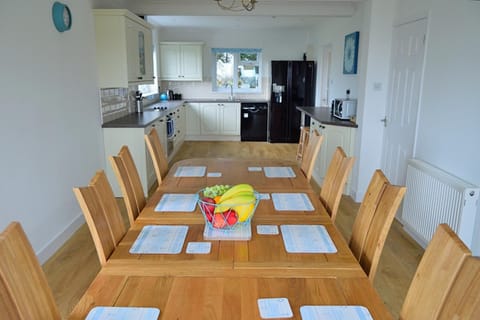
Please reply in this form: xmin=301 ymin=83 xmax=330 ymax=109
xmin=228 ymin=84 xmax=234 ymax=101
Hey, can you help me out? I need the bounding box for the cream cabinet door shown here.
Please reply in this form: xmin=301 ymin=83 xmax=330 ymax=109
xmin=159 ymin=44 xmax=180 ymax=80
xmin=220 ymin=103 xmax=240 ymax=135
xmin=186 ymin=103 xmax=201 ymax=135
xmin=126 ymin=23 xmax=154 ymax=83
xmin=181 ymin=44 xmax=203 ymax=80
xmin=201 ymin=103 xmax=220 ymax=135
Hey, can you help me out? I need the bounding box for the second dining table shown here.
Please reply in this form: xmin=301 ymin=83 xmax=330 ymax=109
xmin=69 ymin=158 xmax=393 ymax=319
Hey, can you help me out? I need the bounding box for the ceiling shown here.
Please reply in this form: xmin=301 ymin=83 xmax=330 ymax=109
xmin=93 ymin=0 xmax=364 ymax=29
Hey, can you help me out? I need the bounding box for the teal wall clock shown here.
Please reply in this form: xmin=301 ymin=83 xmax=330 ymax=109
xmin=52 ymin=2 xmax=72 ymax=32
xmin=343 ymin=31 xmax=359 ymax=74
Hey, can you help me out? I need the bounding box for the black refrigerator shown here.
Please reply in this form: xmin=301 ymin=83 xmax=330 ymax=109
xmin=269 ymin=60 xmax=316 ymax=143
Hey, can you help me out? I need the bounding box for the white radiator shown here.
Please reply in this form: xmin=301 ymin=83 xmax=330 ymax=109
xmin=401 ymin=159 xmax=479 ymax=249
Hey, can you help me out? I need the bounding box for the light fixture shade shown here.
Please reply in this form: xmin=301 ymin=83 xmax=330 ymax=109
xmin=214 ymin=0 xmax=257 ymax=12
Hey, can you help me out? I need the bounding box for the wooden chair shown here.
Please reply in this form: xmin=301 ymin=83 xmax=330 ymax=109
xmin=300 ymin=129 xmax=324 ymax=182
xmin=400 ymin=223 xmax=472 ymax=320
xmin=349 ymin=169 xmax=406 ymax=282
xmin=438 ymin=256 xmax=480 ymax=319
xmin=0 ymin=222 xmax=61 ymax=320
xmin=319 ymin=147 xmax=354 ymax=222
xmin=73 ymin=171 xmax=126 ymax=266
xmin=144 ymin=127 xmax=169 ymax=186
xmin=296 ymin=126 xmax=310 ymax=162
xmin=109 ymin=145 xmax=146 ymax=225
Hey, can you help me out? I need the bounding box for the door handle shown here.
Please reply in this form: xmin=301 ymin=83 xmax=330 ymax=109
xmin=381 ymin=117 xmax=388 ymax=127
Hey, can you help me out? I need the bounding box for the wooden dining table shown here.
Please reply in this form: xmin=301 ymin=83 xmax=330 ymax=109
xmin=69 ymin=158 xmax=393 ymax=319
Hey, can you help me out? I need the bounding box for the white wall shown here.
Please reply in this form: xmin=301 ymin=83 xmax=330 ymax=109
xmin=396 ymin=0 xmax=480 ymax=254
xmin=155 ymin=26 xmax=316 ymax=100
xmin=0 ymin=0 xmax=103 ymax=263
xmin=309 ymin=11 xmax=364 ymax=105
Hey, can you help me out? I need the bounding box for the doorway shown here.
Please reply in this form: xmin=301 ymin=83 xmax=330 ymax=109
xmin=381 ymin=18 xmax=427 ymax=186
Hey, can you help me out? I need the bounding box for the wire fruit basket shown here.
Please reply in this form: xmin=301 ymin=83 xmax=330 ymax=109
xmin=197 ymin=187 xmax=259 ymax=230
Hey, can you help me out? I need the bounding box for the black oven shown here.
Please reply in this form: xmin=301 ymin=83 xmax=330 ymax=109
xmin=166 ymin=111 xmax=176 ymax=156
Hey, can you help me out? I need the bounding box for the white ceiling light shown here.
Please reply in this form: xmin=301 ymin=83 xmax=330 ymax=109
xmin=214 ymin=0 xmax=257 ymax=12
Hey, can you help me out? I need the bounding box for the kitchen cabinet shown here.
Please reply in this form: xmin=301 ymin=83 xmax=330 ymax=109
xmin=201 ymin=103 xmax=221 ymax=135
xmin=103 ymin=116 xmax=167 ymax=197
xmin=201 ymin=103 xmax=240 ymax=136
xmin=186 ymin=103 xmax=201 ymax=136
xmin=310 ymin=120 xmax=356 ymax=195
xmin=159 ymin=42 xmax=203 ymax=81
xmin=93 ymin=9 xmax=154 ymax=88
xmin=173 ymin=104 xmax=186 ymax=148
xmin=220 ymin=103 xmax=241 ymax=135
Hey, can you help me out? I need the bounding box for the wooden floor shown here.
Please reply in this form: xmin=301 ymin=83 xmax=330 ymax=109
xmin=42 ymin=141 xmax=424 ymax=319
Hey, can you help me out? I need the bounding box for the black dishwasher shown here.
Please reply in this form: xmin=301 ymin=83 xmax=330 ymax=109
xmin=241 ymin=102 xmax=268 ymax=141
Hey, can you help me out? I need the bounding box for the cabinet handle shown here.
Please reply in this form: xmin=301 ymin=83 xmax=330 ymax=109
xmin=137 ymin=76 xmax=143 ymax=80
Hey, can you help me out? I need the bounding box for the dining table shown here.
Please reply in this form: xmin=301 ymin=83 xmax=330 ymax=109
xmin=69 ymin=158 xmax=393 ymax=320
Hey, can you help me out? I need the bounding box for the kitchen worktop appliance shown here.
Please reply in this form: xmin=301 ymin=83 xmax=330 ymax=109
xmin=332 ymin=99 xmax=357 ymax=120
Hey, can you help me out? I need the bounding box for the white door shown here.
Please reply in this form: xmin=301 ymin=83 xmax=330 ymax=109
xmin=319 ymin=45 xmax=332 ymax=107
xmin=381 ymin=18 xmax=427 ymax=186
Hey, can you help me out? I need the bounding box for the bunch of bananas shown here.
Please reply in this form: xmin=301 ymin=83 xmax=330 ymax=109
xmin=213 ymin=184 xmax=256 ymax=222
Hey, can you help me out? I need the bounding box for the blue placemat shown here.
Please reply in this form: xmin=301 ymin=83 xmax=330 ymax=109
xmin=130 ymin=225 xmax=188 ymax=254
xmin=154 ymin=194 xmax=198 ymax=212
xmin=300 ymin=306 xmax=373 ymax=320
xmin=86 ymin=307 xmax=160 ymax=320
xmin=174 ymin=166 xmax=206 ymax=177
xmin=271 ymin=193 xmax=314 ymax=211
xmin=263 ymin=166 xmax=296 ymax=178
xmin=280 ymin=225 xmax=337 ymax=253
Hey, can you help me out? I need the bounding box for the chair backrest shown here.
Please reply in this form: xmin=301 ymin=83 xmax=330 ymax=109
xmin=400 ymin=224 xmax=472 ymax=320
xmin=319 ymin=147 xmax=354 ymax=222
xmin=438 ymin=256 xmax=480 ymax=319
xmin=144 ymin=127 xmax=169 ymax=185
xmin=73 ymin=171 xmax=126 ymax=266
xmin=296 ymin=126 xmax=310 ymax=162
xmin=349 ymin=169 xmax=406 ymax=281
xmin=0 ymin=222 xmax=61 ymax=320
xmin=109 ymin=145 xmax=146 ymax=225
xmin=300 ymin=129 xmax=324 ymax=182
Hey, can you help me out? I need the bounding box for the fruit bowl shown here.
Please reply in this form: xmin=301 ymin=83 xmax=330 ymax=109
xmin=197 ymin=184 xmax=260 ymax=230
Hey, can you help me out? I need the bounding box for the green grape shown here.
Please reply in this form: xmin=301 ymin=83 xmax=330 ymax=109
xmin=204 ymin=184 xmax=231 ymax=198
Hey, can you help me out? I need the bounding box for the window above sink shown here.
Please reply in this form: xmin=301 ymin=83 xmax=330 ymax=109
xmin=212 ymin=48 xmax=262 ymax=95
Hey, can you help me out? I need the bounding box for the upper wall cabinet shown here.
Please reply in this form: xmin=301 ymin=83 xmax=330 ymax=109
xmin=93 ymin=9 xmax=154 ymax=88
xmin=159 ymin=42 xmax=203 ymax=81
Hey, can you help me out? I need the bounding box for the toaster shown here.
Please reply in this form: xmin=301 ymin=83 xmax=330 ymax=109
xmin=332 ymin=99 xmax=357 ymax=120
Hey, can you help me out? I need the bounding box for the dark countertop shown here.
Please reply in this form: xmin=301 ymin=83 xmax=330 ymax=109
xmin=102 ymin=110 xmax=166 ymax=128
xmin=297 ymin=106 xmax=358 ymax=128
xmin=102 ymin=99 xmax=269 ymax=128
xmin=102 ymin=100 xmax=184 ymax=128
xmin=185 ymin=99 xmax=269 ymax=104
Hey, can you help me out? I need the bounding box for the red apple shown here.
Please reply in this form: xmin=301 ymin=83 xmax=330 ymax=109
xmin=212 ymin=213 xmax=227 ymax=229
xmin=200 ymin=197 xmax=215 ymax=222
xmin=225 ymin=209 xmax=238 ymax=226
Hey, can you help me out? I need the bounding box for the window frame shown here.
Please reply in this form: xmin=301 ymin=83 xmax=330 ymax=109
xmin=211 ymin=48 xmax=262 ymax=94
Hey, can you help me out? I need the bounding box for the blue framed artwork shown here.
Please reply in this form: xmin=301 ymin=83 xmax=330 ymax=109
xmin=343 ymin=31 xmax=359 ymax=74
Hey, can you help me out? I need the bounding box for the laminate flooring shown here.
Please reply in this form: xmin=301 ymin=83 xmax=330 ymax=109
xmin=42 ymin=141 xmax=424 ymax=319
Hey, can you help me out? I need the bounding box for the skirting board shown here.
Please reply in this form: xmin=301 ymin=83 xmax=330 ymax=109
xmin=185 ymin=135 xmax=241 ymax=141
xmin=37 ymin=213 xmax=85 ymax=264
